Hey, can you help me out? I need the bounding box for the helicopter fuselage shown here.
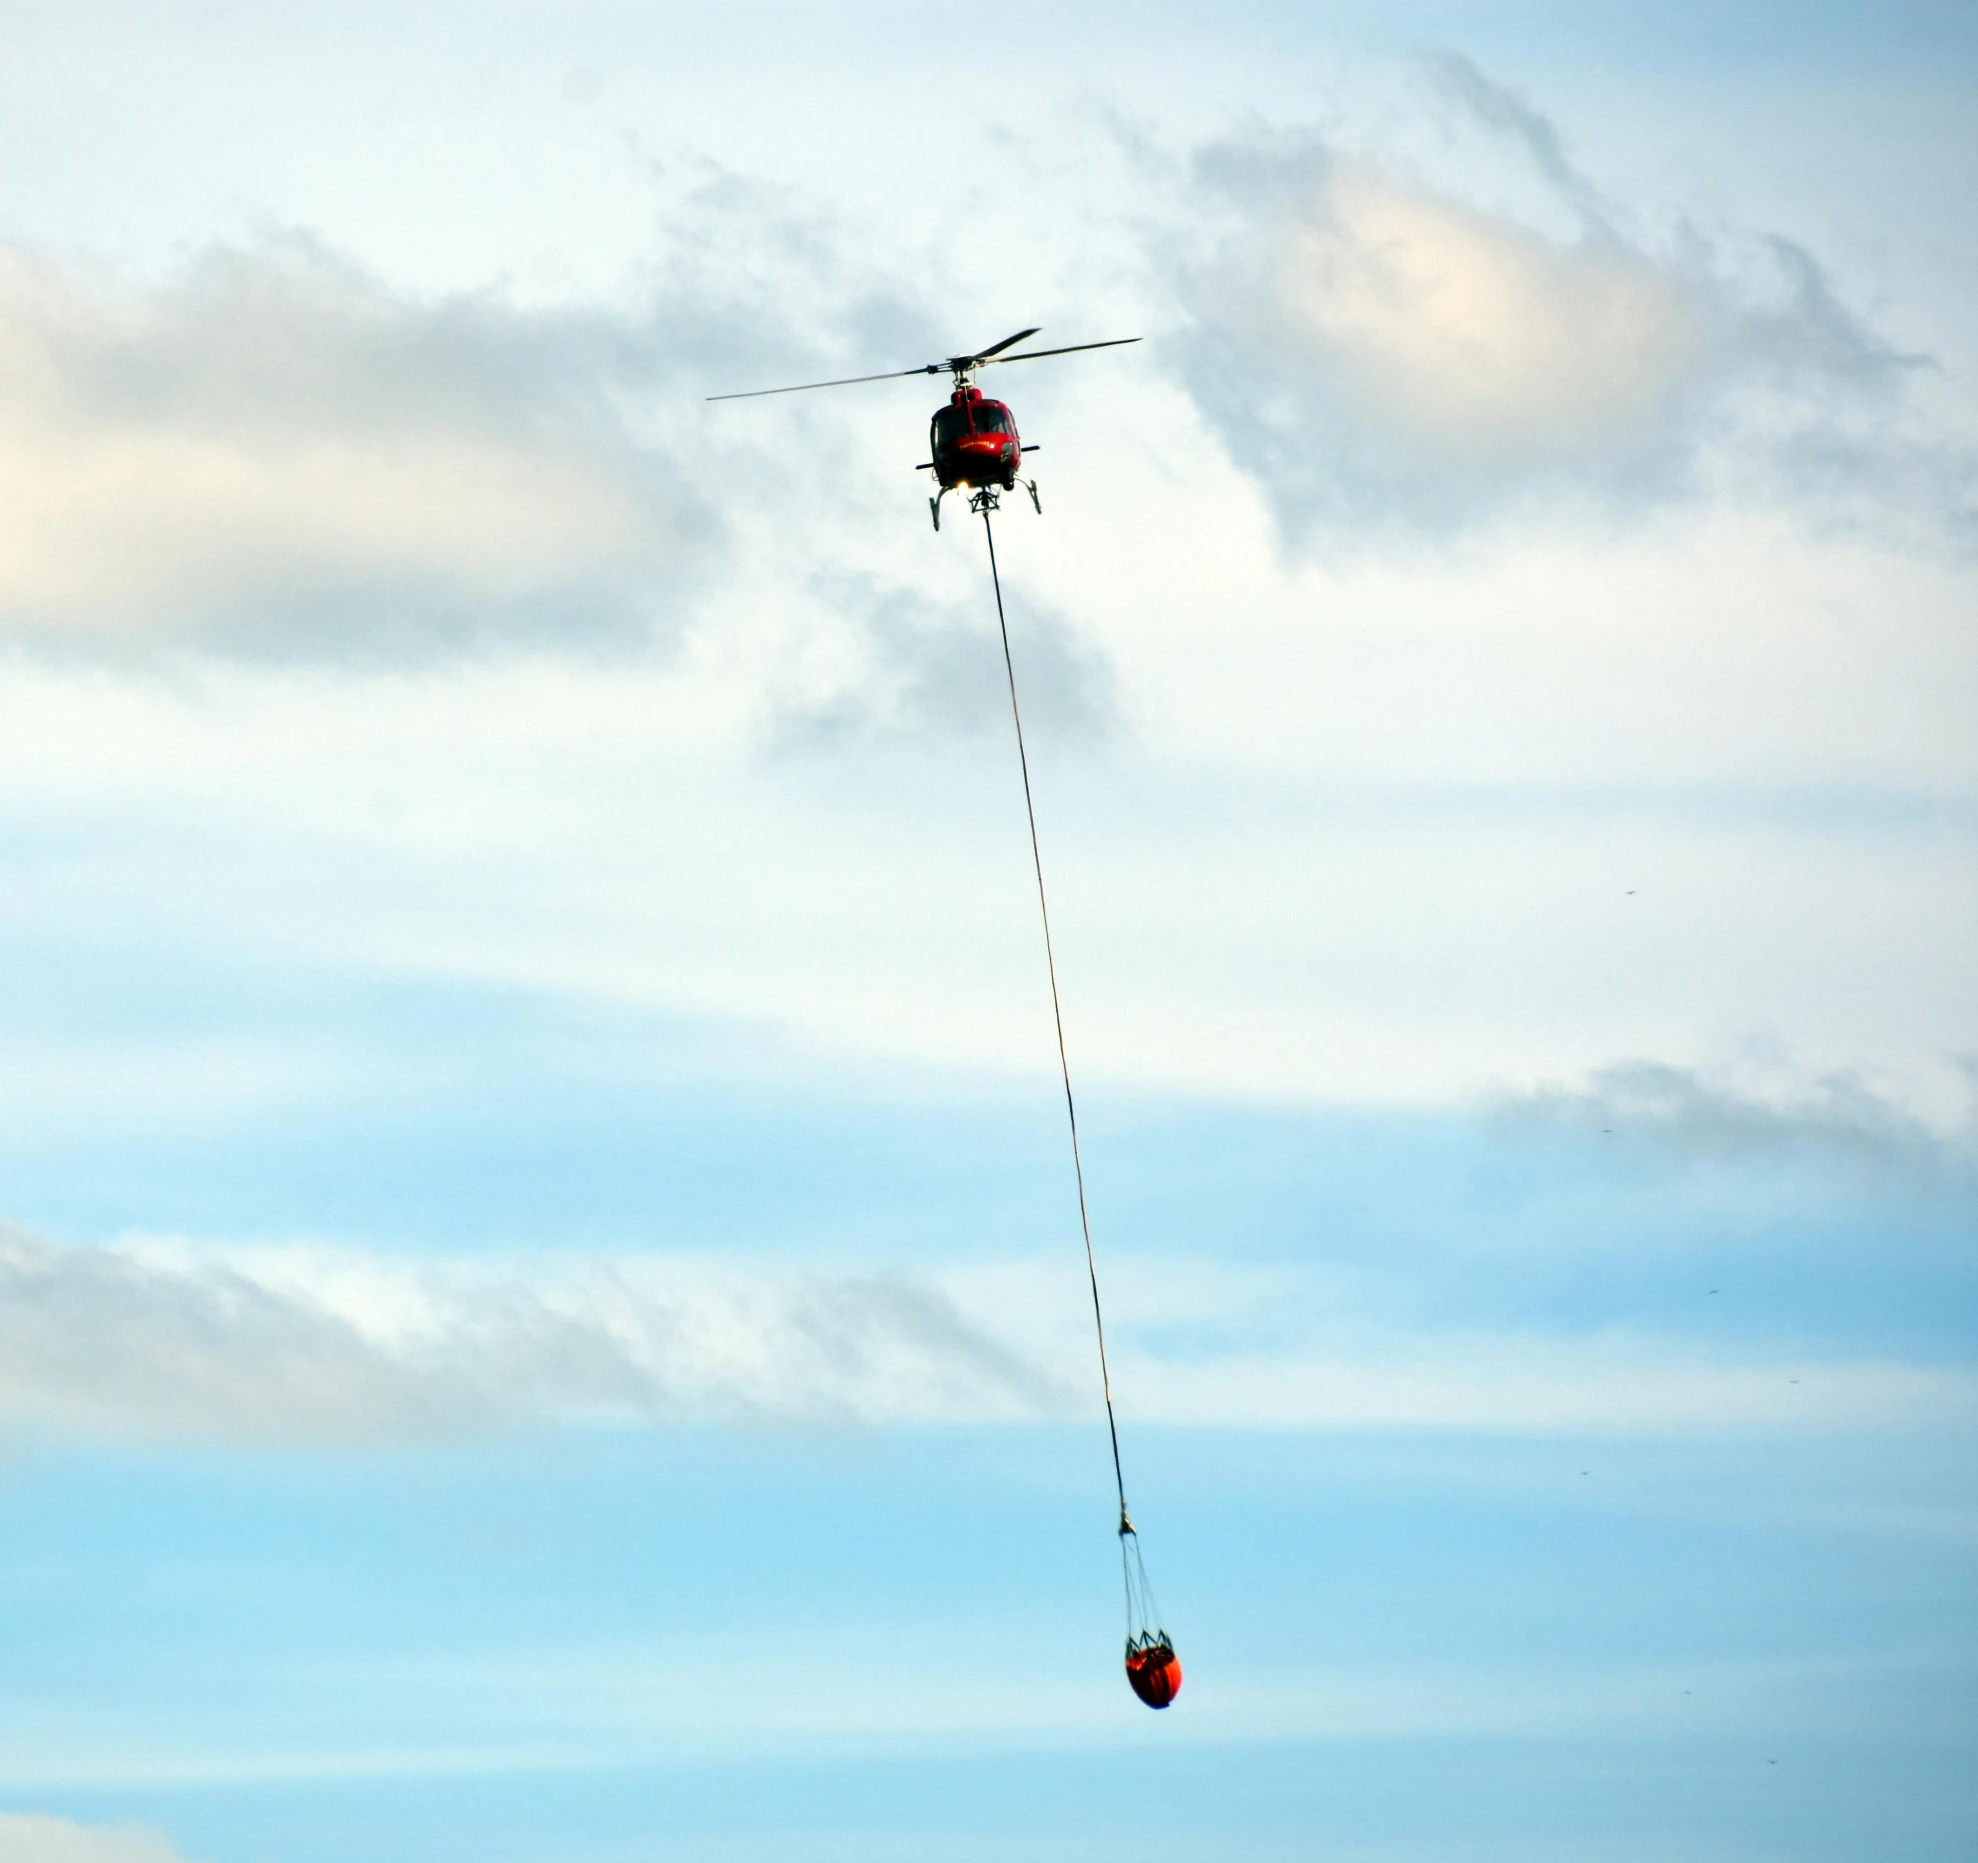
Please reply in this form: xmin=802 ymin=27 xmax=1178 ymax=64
xmin=928 ymin=385 xmax=1026 ymax=490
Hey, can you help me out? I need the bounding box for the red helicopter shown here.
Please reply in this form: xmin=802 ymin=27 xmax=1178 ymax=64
xmin=708 ymin=329 xmax=1140 ymax=529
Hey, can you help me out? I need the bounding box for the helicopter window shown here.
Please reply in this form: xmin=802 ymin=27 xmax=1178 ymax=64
xmin=933 ymin=406 xmax=972 ymax=446
xmin=972 ymin=404 xmax=1012 ymax=434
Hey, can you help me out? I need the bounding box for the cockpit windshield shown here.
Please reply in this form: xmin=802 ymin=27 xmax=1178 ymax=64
xmin=933 ymin=405 xmax=972 ymax=446
xmin=972 ymin=403 xmax=1012 ymax=435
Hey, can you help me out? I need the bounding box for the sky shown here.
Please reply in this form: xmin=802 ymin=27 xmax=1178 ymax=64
xmin=0 ymin=2 xmax=1974 ymax=1858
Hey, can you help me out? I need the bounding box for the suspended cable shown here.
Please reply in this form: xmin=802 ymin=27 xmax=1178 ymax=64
xmin=979 ymin=507 xmax=1127 ymax=1526
xmin=980 ymin=504 xmax=1182 ymax=1712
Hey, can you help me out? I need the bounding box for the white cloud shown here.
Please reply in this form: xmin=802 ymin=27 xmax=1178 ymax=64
xmin=0 ymin=237 xmax=714 ymax=652
xmin=1170 ymin=108 xmax=1955 ymax=539
xmin=3 ymin=1228 xmax=1967 ymax=1447
xmin=0 ymin=80 xmax=1967 ymax=1133
xmin=0 ymin=1228 xmax=1068 ymax=1445
xmin=1283 ymin=163 xmax=1705 ymax=466
xmin=0 ymin=1815 xmax=195 ymax=1863
xmin=1 ymin=561 xmax=1971 ymax=1124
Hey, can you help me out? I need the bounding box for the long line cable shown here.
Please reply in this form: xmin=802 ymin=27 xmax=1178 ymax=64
xmin=980 ymin=506 xmax=1129 ymax=1529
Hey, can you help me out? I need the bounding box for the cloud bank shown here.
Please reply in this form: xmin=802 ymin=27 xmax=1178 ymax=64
xmin=0 ymin=1229 xmax=1067 ymax=1444
xmin=0 ymin=237 xmax=714 ymax=655
xmin=4 ymin=1229 xmax=1966 ymax=1447
xmin=1499 ymin=1057 xmax=1978 ymax=1177
xmin=1168 ymin=64 xmax=1958 ymax=542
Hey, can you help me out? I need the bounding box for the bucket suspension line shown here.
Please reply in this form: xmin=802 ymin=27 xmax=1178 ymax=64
xmin=977 ymin=493 xmax=1180 ymax=1711
xmin=979 ymin=505 xmax=1128 ymax=1531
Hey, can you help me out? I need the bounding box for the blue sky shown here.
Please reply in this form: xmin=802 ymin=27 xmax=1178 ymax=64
xmin=0 ymin=3 xmax=1974 ymax=1859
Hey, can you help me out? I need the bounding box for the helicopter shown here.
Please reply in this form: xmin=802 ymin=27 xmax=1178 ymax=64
xmin=708 ymin=329 xmax=1140 ymax=529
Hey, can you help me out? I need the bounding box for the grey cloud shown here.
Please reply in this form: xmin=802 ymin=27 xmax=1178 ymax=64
xmin=1496 ymin=1060 xmax=1976 ymax=1179
xmin=1423 ymin=50 xmax=1601 ymax=218
xmin=632 ymin=156 xmax=946 ymax=402
xmin=1744 ymin=236 xmax=1922 ymax=387
xmin=774 ymin=574 xmax=1117 ymax=749
xmin=0 ymin=1230 xmax=460 ymax=1444
xmin=0 ymin=1230 xmax=1072 ymax=1447
xmin=1166 ymin=80 xmax=1961 ymax=545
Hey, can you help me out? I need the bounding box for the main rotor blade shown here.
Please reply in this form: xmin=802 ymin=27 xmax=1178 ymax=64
xmin=706 ymin=334 xmax=1138 ymax=401
xmin=706 ymin=364 xmax=939 ymax=402
xmin=981 ymin=337 xmax=1142 ymax=369
xmin=967 ymin=327 xmax=1041 ymax=363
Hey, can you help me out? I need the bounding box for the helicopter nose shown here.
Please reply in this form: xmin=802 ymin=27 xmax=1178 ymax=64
xmin=943 ymin=433 xmax=1017 ymax=488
